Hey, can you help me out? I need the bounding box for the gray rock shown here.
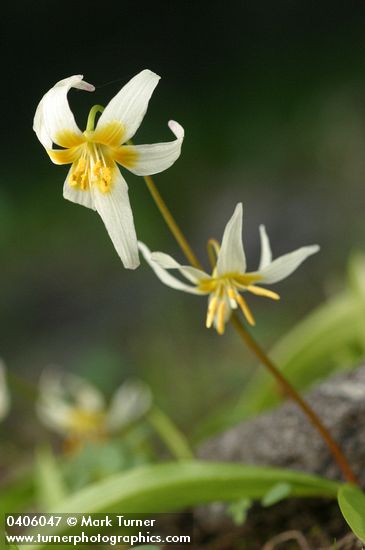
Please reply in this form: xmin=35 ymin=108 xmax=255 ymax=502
xmin=199 ymin=365 xmax=365 ymax=484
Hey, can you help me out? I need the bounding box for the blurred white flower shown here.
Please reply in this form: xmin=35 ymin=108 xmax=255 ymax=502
xmin=0 ymin=360 xmax=10 ymax=420
xmin=37 ymin=371 xmax=152 ymax=444
xmin=139 ymin=203 xmax=320 ymax=334
xmin=33 ymin=70 xmax=184 ymax=269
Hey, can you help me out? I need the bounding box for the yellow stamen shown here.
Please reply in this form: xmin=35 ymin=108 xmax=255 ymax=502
xmin=217 ymin=300 xmax=226 ymax=335
xmin=227 ymin=288 xmax=236 ymax=300
xmin=235 ymin=293 xmax=256 ymax=326
xmin=206 ymin=295 xmax=219 ymax=328
xmin=247 ymin=285 xmax=280 ymax=300
xmin=93 ymin=160 xmax=102 ymax=175
xmin=69 ymin=154 xmax=90 ymax=190
xmin=92 ymin=159 xmax=113 ymax=193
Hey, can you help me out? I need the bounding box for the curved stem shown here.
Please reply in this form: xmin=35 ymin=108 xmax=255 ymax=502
xmin=144 ymin=174 xmax=359 ymax=484
xmin=207 ymin=238 xmax=220 ymax=269
xmin=86 ymin=104 xmax=105 ymax=132
xmin=143 ymin=175 xmax=202 ymax=269
xmin=147 ymin=406 xmax=194 ymax=461
xmin=230 ymin=313 xmax=358 ymax=484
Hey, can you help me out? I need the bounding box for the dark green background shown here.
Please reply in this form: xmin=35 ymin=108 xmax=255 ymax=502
xmin=3 ymin=1 xmax=365 ymax=437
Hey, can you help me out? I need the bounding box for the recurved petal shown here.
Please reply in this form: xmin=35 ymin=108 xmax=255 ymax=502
xmin=151 ymin=251 xmax=209 ymax=283
xmin=118 ymin=121 xmax=184 ymax=175
xmin=216 ymin=203 xmax=246 ymax=276
xmin=259 ymin=245 xmax=320 ymax=284
xmin=33 ymin=75 xmax=95 ymax=149
xmin=92 ymin=169 xmax=139 ymax=269
xmin=138 ymin=242 xmax=204 ymax=294
xmin=63 ymin=167 xmax=96 ymax=210
xmin=258 ymin=225 xmax=272 ymax=270
xmin=96 ymin=69 xmax=160 ymax=143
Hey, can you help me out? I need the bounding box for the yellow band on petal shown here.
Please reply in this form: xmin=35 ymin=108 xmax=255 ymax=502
xmin=111 ymin=145 xmax=139 ymax=169
xmin=47 ymin=146 xmax=82 ymax=165
xmin=54 ymin=130 xmax=85 ymax=149
xmin=89 ymin=121 xmax=125 ymax=148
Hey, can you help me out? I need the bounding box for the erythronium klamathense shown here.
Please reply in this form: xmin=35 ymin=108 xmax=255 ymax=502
xmin=33 ymin=70 xmax=184 ymax=268
xmin=139 ymin=203 xmax=319 ymax=334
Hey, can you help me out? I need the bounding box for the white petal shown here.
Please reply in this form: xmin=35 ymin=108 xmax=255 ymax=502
xmin=37 ymin=371 xmax=76 ymax=435
xmin=259 ymin=245 xmax=320 ymax=284
xmin=63 ymin=167 xmax=96 ymax=210
xmin=258 ymin=225 xmax=272 ymax=270
xmin=138 ymin=242 xmax=204 ymax=294
xmin=151 ymin=251 xmax=209 ymax=283
xmin=96 ymin=69 xmax=160 ymax=143
xmin=37 ymin=371 xmax=107 ymax=435
xmin=216 ymin=203 xmax=246 ymax=275
xmin=40 ymin=371 xmax=105 ymax=412
xmin=0 ymin=360 xmax=10 ymax=420
xmin=126 ymin=121 xmax=184 ymax=176
xmin=33 ymin=75 xmax=95 ymax=149
xmin=37 ymin=400 xmax=73 ymax=435
xmin=67 ymin=375 xmax=105 ymax=411
xmin=92 ymin=169 xmax=139 ymax=269
xmin=106 ymin=380 xmax=152 ymax=432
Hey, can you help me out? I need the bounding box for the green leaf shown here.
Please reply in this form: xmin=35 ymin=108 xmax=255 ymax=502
xmin=27 ymin=461 xmax=339 ymax=549
xmin=49 ymin=461 xmax=339 ymax=513
xmin=35 ymin=446 xmax=67 ymax=509
xmin=338 ymin=484 xmax=365 ymax=543
xmin=262 ymin=482 xmax=292 ymax=507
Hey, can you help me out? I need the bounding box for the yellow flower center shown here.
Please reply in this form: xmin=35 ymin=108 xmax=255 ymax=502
xmin=48 ymin=120 xmax=139 ymax=194
xmin=197 ymin=272 xmax=280 ymax=333
xmin=68 ymin=407 xmax=106 ymax=438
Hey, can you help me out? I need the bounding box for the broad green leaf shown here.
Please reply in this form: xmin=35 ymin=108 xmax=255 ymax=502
xmin=35 ymin=446 xmax=67 ymax=509
xmin=262 ymin=482 xmax=292 ymax=507
xmin=338 ymin=484 xmax=365 ymax=543
xmin=27 ymin=461 xmax=339 ymax=549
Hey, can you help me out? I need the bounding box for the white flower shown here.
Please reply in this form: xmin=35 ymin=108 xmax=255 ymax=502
xmin=139 ymin=203 xmax=320 ymax=334
xmin=37 ymin=371 xmax=152 ymax=442
xmin=33 ymin=70 xmax=184 ymax=269
xmin=0 ymin=360 xmax=10 ymax=420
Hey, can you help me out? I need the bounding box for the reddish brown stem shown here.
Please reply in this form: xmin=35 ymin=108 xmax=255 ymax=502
xmin=230 ymin=313 xmax=359 ymax=485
